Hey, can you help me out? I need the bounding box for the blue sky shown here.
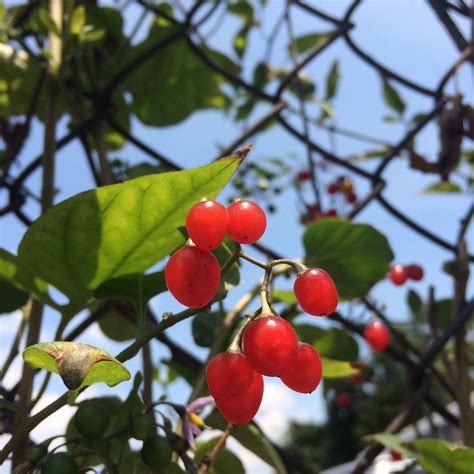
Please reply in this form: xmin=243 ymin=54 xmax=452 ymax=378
xmin=1 ymin=1 xmax=473 ymax=472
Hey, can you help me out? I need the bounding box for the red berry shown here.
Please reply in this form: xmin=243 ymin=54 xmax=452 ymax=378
xmin=227 ymin=200 xmax=266 ymax=244
xmin=327 ymin=182 xmax=339 ymax=194
xmin=389 ymin=264 xmax=408 ymax=285
xmin=390 ymin=449 xmax=402 ymax=461
xmin=165 ymin=246 xmax=220 ymax=308
xmin=346 ymin=192 xmax=357 ymax=204
xmin=216 ymin=371 xmax=263 ymax=425
xmin=280 ymin=343 xmax=322 ymax=393
xmin=297 ymin=170 xmax=311 ymax=181
xmin=325 ymin=208 xmax=337 ymax=217
xmin=307 ymin=204 xmax=319 ymax=214
xmin=406 ymin=264 xmax=423 ymax=281
xmin=294 ymin=269 xmax=338 ymax=316
xmin=364 ymin=321 xmax=390 ymax=352
xmin=206 ymin=352 xmax=254 ymax=401
xmin=351 ymin=373 xmax=364 ymax=385
xmin=186 ymin=200 xmax=229 ymax=250
xmin=242 ymin=315 xmax=298 ymax=376
xmin=335 ymin=393 xmax=352 ymax=409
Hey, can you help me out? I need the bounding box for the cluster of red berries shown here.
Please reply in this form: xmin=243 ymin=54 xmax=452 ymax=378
xmin=388 ymin=263 xmax=423 ymax=286
xmin=207 ymin=268 xmax=338 ymax=425
xmin=327 ymin=177 xmax=357 ymax=204
xmin=165 ymin=199 xmax=266 ymax=308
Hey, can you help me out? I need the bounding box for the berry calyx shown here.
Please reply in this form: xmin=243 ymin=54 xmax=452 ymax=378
xmin=335 ymin=393 xmax=352 ymax=409
xmin=74 ymin=401 xmax=110 ymax=439
xmin=216 ymin=371 xmax=264 ymax=425
xmin=327 ymin=182 xmax=339 ymax=194
xmin=294 ymin=268 xmax=338 ymax=316
xmin=206 ymin=351 xmax=254 ymax=401
xmin=165 ymin=246 xmax=221 ymax=308
xmin=389 ymin=264 xmax=408 ymax=285
xmin=186 ymin=200 xmax=229 ymax=250
xmin=227 ymin=200 xmax=266 ymax=244
xmin=280 ymin=343 xmax=322 ymax=393
xmin=242 ymin=315 xmax=298 ymax=376
xmin=141 ymin=434 xmax=173 ymax=468
xmin=42 ymin=453 xmax=79 ymax=474
xmin=364 ymin=321 xmax=390 ymax=352
xmin=406 ymin=264 xmax=423 ymax=281
xmin=130 ymin=413 xmax=155 ymax=441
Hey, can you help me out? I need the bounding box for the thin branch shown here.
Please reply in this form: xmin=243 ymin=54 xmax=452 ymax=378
xmin=436 ymin=46 xmax=473 ymax=100
xmin=346 ymin=180 xmax=385 ymax=219
xmin=197 ymin=424 xmax=232 ymax=474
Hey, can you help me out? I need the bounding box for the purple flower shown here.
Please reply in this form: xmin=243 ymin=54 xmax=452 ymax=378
xmin=182 ymin=396 xmax=214 ymax=450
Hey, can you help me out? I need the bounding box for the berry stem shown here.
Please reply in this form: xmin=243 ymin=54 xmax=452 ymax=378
xmin=238 ymin=250 xmax=268 ymax=269
xmin=270 ymin=258 xmax=306 ymax=275
xmin=260 ymin=266 xmax=273 ymax=315
xmin=227 ymin=311 xmax=259 ymax=353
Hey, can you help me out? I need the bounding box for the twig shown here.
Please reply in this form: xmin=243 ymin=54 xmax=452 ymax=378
xmin=197 ymin=424 xmax=232 ymax=474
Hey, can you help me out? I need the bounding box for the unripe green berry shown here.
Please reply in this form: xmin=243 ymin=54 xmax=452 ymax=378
xmin=130 ymin=413 xmax=155 ymax=440
xmin=42 ymin=453 xmax=78 ymax=474
xmin=74 ymin=401 xmax=110 ymax=439
xmin=141 ymin=434 xmax=172 ymax=468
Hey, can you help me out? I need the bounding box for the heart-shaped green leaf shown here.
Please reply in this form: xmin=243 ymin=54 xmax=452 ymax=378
xmin=23 ymin=341 xmax=130 ymax=390
xmin=17 ymin=155 xmax=241 ymax=310
xmin=303 ymin=219 xmax=394 ymax=300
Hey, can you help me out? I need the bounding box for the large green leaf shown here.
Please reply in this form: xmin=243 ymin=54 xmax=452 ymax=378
xmin=303 ymin=219 xmax=394 ymax=300
xmin=321 ymin=357 xmax=359 ymax=378
xmin=291 ymin=31 xmax=334 ymax=55
xmin=0 ymin=249 xmax=56 ymax=308
xmin=17 ymin=156 xmax=241 ymax=309
xmin=127 ymin=24 xmax=231 ymax=126
xmin=194 ymin=437 xmax=245 ymax=474
xmin=382 ymin=77 xmax=405 ymax=115
xmin=415 ymin=439 xmax=474 ymax=474
xmin=205 ymin=412 xmax=287 ymax=474
xmin=23 ymin=341 xmax=130 ymax=390
xmin=0 ymin=278 xmax=28 ymax=314
xmin=98 ymin=305 xmax=136 ymax=341
xmin=192 ymin=312 xmax=224 ymax=348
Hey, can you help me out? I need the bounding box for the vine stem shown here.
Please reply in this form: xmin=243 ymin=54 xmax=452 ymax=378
xmin=197 ymin=423 xmax=232 ymax=474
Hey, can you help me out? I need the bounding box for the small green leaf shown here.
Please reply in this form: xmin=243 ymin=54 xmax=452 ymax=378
xmin=94 ymin=271 xmax=166 ymax=307
xmin=81 ymin=28 xmax=106 ymax=42
xmin=23 ymin=342 xmax=130 ymax=390
xmin=291 ymin=31 xmax=333 ymax=55
xmin=98 ymin=305 xmax=136 ymax=341
xmin=293 ymin=324 xmax=324 ymax=344
xmin=325 ymin=60 xmax=339 ymax=101
xmin=213 ymin=237 xmax=240 ymax=290
xmin=366 ymin=433 xmax=416 ymax=459
xmin=70 ymin=5 xmax=85 ymax=35
xmin=206 ymin=412 xmax=287 ymax=473
xmin=321 ymin=357 xmax=359 ymax=378
xmin=0 ymin=278 xmax=28 ymax=314
xmin=227 ymin=2 xmax=254 ymax=21
xmin=18 ymin=156 xmax=241 ymax=310
xmin=415 ymin=439 xmax=474 ymax=474
xmin=38 ymin=8 xmax=60 ymax=36
xmin=313 ymin=328 xmax=359 ymax=361
xmin=233 ymin=24 xmax=250 ymax=58
xmin=303 ymin=219 xmax=394 ymax=300
xmin=347 ymin=147 xmax=389 ymax=161
xmin=461 ymin=149 xmax=474 ymax=165
xmin=382 ymin=77 xmax=405 ymax=115
xmin=161 ymin=359 xmax=197 ymax=387
xmin=424 ymin=181 xmax=462 ymax=193
xmin=272 ymin=290 xmax=297 ymax=305
xmin=407 ymin=289 xmax=422 ymax=319
xmin=192 ymin=312 xmax=224 ymax=348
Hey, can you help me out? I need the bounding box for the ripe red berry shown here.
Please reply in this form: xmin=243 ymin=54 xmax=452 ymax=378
xmin=227 ymin=200 xmax=266 ymax=244
xmin=165 ymin=246 xmax=220 ymax=308
xmin=389 ymin=264 xmax=408 ymax=285
xmin=364 ymin=321 xmax=390 ymax=352
xmin=335 ymin=393 xmax=352 ymax=409
xmin=325 ymin=208 xmax=337 ymax=217
xmin=206 ymin=352 xmax=254 ymax=401
xmin=216 ymin=371 xmax=264 ymax=425
xmin=390 ymin=449 xmax=403 ymax=461
xmin=327 ymin=182 xmax=339 ymax=194
xmin=346 ymin=192 xmax=357 ymax=204
xmin=297 ymin=170 xmax=311 ymax=181
xmin=242 ymin=315 xmax=298 ymax=376
xmin=280 ymin=343 xmax=322 ymax=393
xmin=294 ymin=269 xmax=338 ymax=316
xmin=406 ymin=264 xmax=423 ymax=281
xmin=186 ymin=200 xmax=229 ymax=250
